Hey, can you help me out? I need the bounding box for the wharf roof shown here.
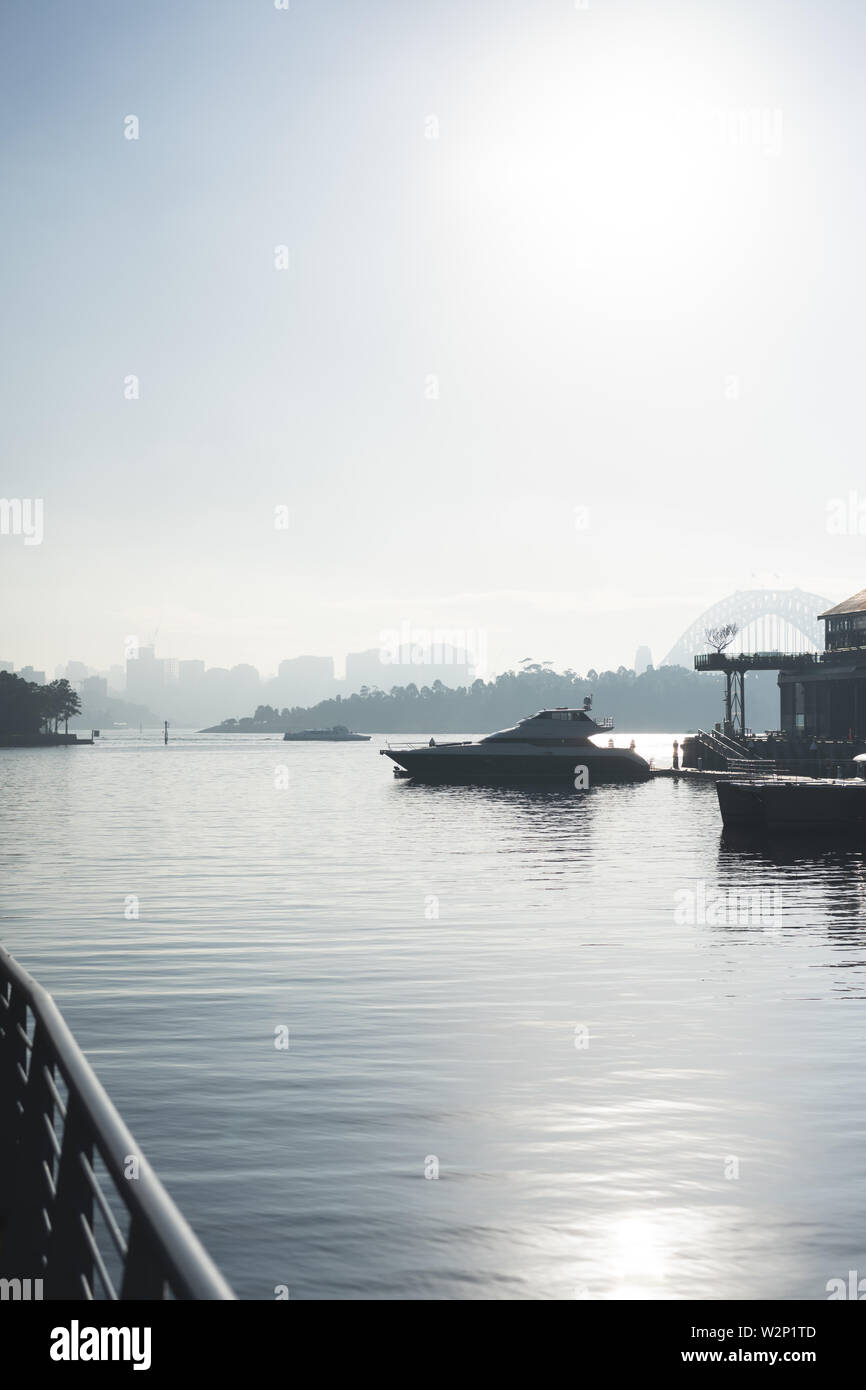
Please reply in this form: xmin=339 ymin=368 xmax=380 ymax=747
xmin=818 ymin=589 xmax=866 ymax=619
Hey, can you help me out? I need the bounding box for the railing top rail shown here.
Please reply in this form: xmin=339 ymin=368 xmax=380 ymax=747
xmin=695 ymin=728 xmax=745 ymax=752
xmin=383 ymin=740 xmax=472 ymax=749
xmin=0 ymin=943 xmax=234 ymax=1300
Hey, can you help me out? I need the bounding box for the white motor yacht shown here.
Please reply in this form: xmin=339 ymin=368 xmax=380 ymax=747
xmin=381 ymin=704 xmax=650 ymax=785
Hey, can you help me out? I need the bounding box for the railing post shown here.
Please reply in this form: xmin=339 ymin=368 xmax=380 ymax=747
xmin=0 ymin=982 xmax=28 ymax=1240
xmin=2 ymin=1022 xmax=58 ymax=1279
xmin=44 ymin=1095 xmax=94 ymax=1299
xmin=121 ymin=1216 xmax=167 ymax=1299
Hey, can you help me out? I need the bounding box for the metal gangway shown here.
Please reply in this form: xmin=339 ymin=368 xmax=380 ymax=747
xmin=693 ymin=727 xmax=753 ymax=763
xmin=0 ymin=944 xmax=234 ymax=1300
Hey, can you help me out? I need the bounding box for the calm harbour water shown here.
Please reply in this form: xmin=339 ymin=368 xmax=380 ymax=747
xmin=1 ymin=729 xmax=865 ymax=1300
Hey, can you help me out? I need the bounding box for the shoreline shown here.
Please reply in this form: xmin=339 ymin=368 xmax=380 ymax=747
xmin=0 ymin=734 xmax=93 ymax=747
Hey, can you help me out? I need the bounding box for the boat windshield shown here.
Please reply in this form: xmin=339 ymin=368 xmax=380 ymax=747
xmin=528 ymin=710 xmax=592 ymax=722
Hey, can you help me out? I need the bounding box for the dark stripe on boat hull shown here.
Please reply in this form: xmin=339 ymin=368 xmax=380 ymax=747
xmin=382 ymin=751 xmax=651 ymax=785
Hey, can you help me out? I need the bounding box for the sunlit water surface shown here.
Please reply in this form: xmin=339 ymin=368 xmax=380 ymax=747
xmin=1 ymin=730 xmax=865 ymax=1300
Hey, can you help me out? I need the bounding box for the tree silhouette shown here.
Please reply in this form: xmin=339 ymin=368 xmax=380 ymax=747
xmin=705 ymin=623 xmax=738 ymax=654
xmin=58 ymin=680 xmax=82 ymax=733
xmin=210 ymin=661 xmax=748 ymax=736
xmin=41 ymin=679 xmax=82 ymax=733
xmin=0 ymin=672 xmax=79 ymax=738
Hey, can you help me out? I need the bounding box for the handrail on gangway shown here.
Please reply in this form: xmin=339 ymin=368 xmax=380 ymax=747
xmin=725 ymin=758 xmax=779 ymax=777
xmin=0 ymin=944 xmax=235 ymax=1300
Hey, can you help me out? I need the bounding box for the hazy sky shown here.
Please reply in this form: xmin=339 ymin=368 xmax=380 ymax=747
xmin=2 ymin=0 xmax=866 ymax=679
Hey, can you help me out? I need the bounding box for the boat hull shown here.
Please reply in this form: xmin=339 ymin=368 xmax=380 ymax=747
xmin=382 ymin=747 xmax=651 ymax=785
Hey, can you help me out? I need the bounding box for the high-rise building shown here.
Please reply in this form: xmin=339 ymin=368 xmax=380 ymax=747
xmin=344 ymin=646 xmax=473 ymax=694
xmin=223 ymin=664 xmax=261 ymax=715
xmin=126 ymin=646 xmax=165 ymax=710
xmin=167 ymin=660 xmax=207 ymax=725
xmin=19 ymin=666 xmax=46 ymax=685
xmin=634 ymin=645 xmax=653 ymax=675
xmin=0 ymin=660 xmax=14 ymax=673
xmin=274 ymin=656 xmax=336 ymax=708
xmin=80 ymin=675 xmax=108 ymax=701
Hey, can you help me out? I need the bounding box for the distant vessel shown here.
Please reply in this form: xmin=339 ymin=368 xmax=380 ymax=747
xmin=381 ymin=705 xmax=650 ymax=784
xmin=283 ymin=725 xmax=370 ymax=742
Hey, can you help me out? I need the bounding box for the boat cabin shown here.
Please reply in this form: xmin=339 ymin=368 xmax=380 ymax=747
xmin=481 ymin=708 xmax=613 ymax=743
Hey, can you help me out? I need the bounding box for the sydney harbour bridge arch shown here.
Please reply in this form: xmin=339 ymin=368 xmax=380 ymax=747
xmin=661 ymin=588 xmax=834 ymax=669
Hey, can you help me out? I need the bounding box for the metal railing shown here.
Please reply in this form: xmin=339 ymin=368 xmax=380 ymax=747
xmin=694 ymin=728 xmax=752 ymax=760
xmin=0 ymin=944 xmax=234 ymax=1300
xmin=695 ymin=648 xmax=866 ymax=672
xmin=694 ymin=651 xmax=820 ymax=671
xmin=726 ymin=758 xmax=779 ymax=777
xmin=382 ymin=740 xmax=472 ymax=750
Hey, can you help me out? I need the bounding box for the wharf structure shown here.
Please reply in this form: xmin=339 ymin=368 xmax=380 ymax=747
xmin=684 ymin=587 xmax=866 ymax=774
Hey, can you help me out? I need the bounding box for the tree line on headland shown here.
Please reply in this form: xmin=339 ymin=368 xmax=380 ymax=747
xmin=0 ymin=670 xmax=82 ymax=740
xmin=209 ymin=664 xmax=781 ymax=735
